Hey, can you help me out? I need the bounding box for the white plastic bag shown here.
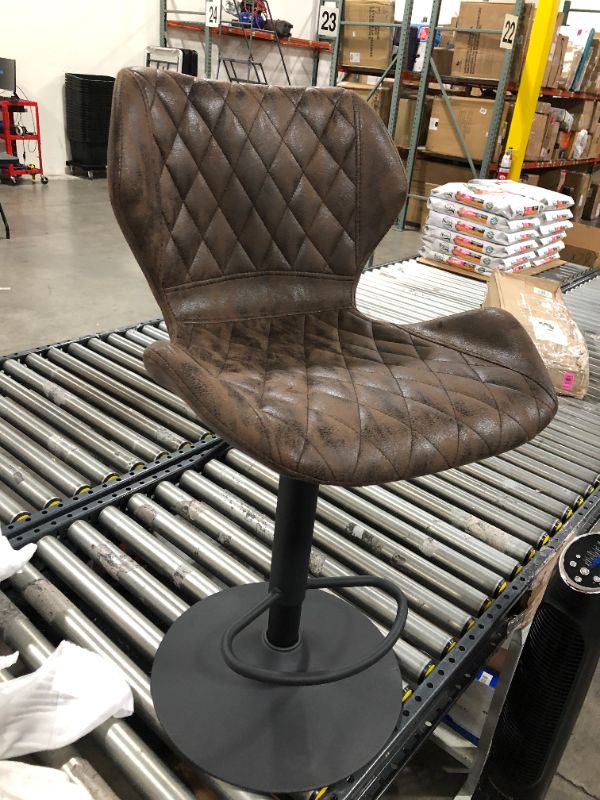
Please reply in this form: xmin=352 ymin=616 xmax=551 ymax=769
xmin=0 ymin=761 xmax=92 ymax=800
xmin=0 ymin=641 xmax=133 ymax=759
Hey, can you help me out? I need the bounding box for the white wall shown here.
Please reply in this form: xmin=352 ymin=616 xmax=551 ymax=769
xmin=1 ymin=1 xmax=158 ymax=175
xmin=395 ymin=0 xmax=462 ymax=25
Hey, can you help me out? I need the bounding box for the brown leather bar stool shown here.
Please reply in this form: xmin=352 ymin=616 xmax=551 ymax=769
xmin=108 ymin=68 xmax=558 ymax=793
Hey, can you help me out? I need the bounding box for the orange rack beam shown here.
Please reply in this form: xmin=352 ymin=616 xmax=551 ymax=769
xmin=167 ymin=20 xmax=331 ymax=52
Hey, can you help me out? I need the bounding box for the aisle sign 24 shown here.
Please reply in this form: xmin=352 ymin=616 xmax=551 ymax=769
xmin=500 ymin=14 xmax=518 ymax=50
xmin=206 ymin=1 xmax=221 ymax=28
xmin=319 ymin=2 xmax=340 ymax=39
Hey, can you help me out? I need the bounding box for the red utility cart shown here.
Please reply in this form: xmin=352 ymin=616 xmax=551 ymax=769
xmin=0 ymin=98 xmax=48 ymax=184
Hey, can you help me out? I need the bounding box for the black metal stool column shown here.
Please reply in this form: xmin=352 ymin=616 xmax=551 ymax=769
xmin=267 ymin=477 xmax=319 ymax=649
xmin=152 ymin=474 xmax=408 ymax=793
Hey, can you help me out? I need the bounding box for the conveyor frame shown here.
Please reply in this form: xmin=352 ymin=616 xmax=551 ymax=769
xmin=2 ymin=444 xmax=599 ymax=800
xmin=2 ymin=266 xmax=600 ymax=800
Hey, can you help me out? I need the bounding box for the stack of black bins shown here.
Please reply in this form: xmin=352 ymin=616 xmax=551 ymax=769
xmin=65 ymin=73 xmax=115 ymax=170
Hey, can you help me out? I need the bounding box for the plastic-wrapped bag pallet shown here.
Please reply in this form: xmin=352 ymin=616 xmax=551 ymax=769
xmin=421 ymin=235 xmax=536 ymax=270
xmin=431 ymin=182 xmax=544 ymax=220
xmin=428 ymin=197 xmax=542 ymax=232
xmin=538 ymin=219 xmax=573 ymax=237
xmin=422 ymin=179 xmax=572 ymax=274
xmin=422 ymin=224 xmax=538 ymax=257
xmin=471 ymin=180 xmax=575 ymax=212
xmin=537 ymin=241 xmax=565 ymax=259
xmin=542 ymin=208 xmax=573 ymax=223
xmin=426 ymin=210 xmax=538 ymax=246
xmin=539 ymin=232 xmax=567 ymax=247
xmin=419 ymin=248 xmax=494 ymax=276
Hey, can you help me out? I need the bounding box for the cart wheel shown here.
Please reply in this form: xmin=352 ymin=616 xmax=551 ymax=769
xmin=9 ymin=176 xmax=17 ymax=186
xmin=87 ymin=170 xmax=94 ymax=180
xmin=41 ymin=176 xmax=49 ymax=185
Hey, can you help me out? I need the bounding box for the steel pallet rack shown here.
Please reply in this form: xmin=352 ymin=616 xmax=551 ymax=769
xmin=159 ymin=0 xmax=329 ymax=82
xmin=326 ymin=0 xmax=523 ymax=228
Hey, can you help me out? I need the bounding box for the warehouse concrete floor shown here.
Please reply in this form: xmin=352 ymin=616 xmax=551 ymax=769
xmin=0 ymin=178 xmax=598 ymax=800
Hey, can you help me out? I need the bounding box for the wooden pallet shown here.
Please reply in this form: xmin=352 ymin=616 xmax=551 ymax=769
xmin=416 ymin=257 xmax=565 ymax=282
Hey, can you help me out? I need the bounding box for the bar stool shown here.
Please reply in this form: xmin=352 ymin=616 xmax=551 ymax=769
xmin=108 ymin=68 xmax=558 ymax=793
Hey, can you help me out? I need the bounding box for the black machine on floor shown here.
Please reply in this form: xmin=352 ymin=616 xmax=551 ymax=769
xmin=474 ymin=529 xmax=600 ymax=800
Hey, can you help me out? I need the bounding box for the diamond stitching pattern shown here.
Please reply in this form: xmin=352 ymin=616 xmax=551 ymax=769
xmin=172 ymin=308 xmax=558 ymax=485
xmin=141 ymin=72 xmax=359 ymax=286
xmin=110 ymin=68 xmax=557 ymax=486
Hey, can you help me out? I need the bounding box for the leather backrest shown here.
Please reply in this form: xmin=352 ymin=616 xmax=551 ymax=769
xmin=108 ymin=68 xmax=406 ymax=324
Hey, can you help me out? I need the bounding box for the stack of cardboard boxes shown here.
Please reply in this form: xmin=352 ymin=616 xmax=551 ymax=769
xmin=450 ymin=2 xmax=535 ymax=83
xmin=340 ymin=0 xmax=600 ymax=228
xmin=340 ymin=0 xmax=395 ymax=71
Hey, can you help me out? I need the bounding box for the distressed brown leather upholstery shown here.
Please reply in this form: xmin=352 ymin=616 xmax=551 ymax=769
xmin=108 ymin=68 xmax=557 ymax=486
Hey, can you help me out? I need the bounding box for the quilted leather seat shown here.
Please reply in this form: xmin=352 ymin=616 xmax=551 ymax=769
xmin=109 ymin=68 xmax=557 ymax=487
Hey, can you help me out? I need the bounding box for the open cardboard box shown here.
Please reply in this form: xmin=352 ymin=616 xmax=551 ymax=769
xmin=483 ymin=272 xmax=589 ymax=399
xmin=562 ymin=222 xmax=600 ymax=267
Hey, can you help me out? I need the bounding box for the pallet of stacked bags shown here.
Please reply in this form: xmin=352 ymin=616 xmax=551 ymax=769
xmin=418 ymin=179 xmax=573 ymax=279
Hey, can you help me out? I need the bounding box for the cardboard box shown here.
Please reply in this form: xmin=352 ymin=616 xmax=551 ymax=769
xmin=552 ymin=98 xmax=595 ymax=131
xmin=540 ymin=117 xmax=560 ymax=161
xmin=338 ymin=80 xmax=392 ymax=124
xmin=433 ymin=47 xmax=454 ymax=76
xmin=580 ymin=38 xmax=600 ymax=91
xmin=451 ymin=2 xmax=535 ymax=82
xmin=563 ymin=221 xmax=600 ymax=267
xmin=393 ymin=96 xmax=433 ymax=148
xmin=413 ymin=159 xmax=473 ymax=186
xmin=556 ymin=129 xmax=571 ymax=158
xmin=484 ymin=272 xmax=589 ymax=399
xmin=520 ymin=173 xmax=540 ymax=185
xmin=341 ymin=0 xmax=394 ymax=70
xmin=538 ymin=169 xmax=567 ymax=192
xmin=425 ymin=96 xmax=508 ymax=162
xmin=525 ymin=113 xmax=548 ymax=161
xmin=543 ymin=22 xmax=567 ymax=88
xmin=445 ymin=666 xmax=499 ymax=744
xmin=566 ymin=129 xmax=589 ymax=160
xmin=589 ymin=124 xmax=600 ymax=159
xmin=439 ymin=17 xmax=457 ymax=49
xmin=583 ymin=183 xmax=600 ymax=220
xmin=562 ymin=171 xmax=591 ymax=222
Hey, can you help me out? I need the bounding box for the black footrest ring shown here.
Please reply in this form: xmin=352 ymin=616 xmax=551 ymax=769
xmin=221 ymin=575 xmax=408 ymax=686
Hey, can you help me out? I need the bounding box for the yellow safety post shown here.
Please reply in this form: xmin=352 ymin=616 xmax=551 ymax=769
xmin=506 ymin=0 xmax=561 ymax=180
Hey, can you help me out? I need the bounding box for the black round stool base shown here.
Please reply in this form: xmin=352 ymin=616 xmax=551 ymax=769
xmin=151 ymin=583 xmax=403 ymax=793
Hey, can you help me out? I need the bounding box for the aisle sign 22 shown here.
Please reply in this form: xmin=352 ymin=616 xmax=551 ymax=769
xmin=206 ymin=1 xmax=221 ymax=28
xmin=319 ymin=2 xmax=340 ymax=39
xmin=500 ymin=14 xmax=518 ymax=50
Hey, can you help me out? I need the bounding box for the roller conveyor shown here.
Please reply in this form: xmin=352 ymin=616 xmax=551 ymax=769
xmin=1 ymin=260 xmax=600 ymax=800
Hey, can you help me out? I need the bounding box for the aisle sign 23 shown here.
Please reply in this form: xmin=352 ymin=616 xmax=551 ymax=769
xmin=319 ymin=2 xmax=340 ymax=39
